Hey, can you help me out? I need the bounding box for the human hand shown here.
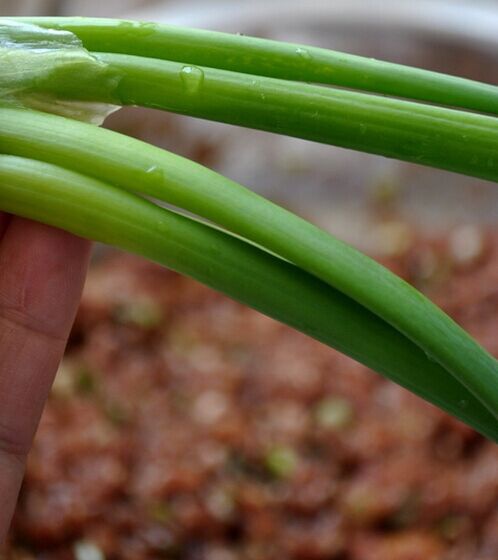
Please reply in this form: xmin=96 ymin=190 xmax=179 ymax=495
xmin=0 ymin=213 xmax=91 ymax=542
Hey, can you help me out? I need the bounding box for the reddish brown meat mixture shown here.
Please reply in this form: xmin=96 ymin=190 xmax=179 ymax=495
xmin=5 ymin=230 xmax=498 ymax=560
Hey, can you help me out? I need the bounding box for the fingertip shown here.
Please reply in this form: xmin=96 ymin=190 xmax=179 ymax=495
xmin=0 ymin=218 xmax=92 ymax=335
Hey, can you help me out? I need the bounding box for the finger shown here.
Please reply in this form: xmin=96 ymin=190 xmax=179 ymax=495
xmin=0 ymin=218 xmax=91 ymax=541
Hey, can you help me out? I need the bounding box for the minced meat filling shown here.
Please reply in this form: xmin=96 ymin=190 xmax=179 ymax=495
xmin=6 ymin=231 xmax=498 ymax=560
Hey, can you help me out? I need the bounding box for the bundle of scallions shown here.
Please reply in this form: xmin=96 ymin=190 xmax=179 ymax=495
xmin=0 ymin=17 xmax=497 ymax=441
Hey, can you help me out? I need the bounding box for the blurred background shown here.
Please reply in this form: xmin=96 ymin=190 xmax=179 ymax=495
xmin=2 ymin=1 xmax=498 ymax=559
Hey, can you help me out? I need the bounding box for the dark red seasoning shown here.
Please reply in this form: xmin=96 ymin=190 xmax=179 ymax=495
xmin=6 ymin=230 xmax=498 ymax=560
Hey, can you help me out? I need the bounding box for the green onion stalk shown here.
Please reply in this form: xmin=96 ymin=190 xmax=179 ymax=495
xmin=0 ymin=17 xmax=497 ymax=440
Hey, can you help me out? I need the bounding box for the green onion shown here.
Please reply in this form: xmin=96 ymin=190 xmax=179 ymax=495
xmin=28 ymin=49 xmax=498 ymax=183
xmin=0 ymin=18 xmax=497 ymax=439
xmin=18 ymin=17 xmax=498 ymax=115
xmin=100 ymin=53 xmax=497 ymax=184
xmin=1 ymin=107 xmax=496 ymax=426
xmin=0 ymin=153 xmax=495 ymax=440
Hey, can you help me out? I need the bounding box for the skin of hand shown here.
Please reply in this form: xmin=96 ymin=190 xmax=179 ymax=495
xmin=0 ymin=212 xmax=91 ymax=543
